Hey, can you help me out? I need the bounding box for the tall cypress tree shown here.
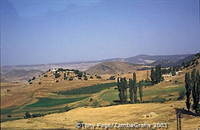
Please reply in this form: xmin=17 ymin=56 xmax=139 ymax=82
xmin=185 ymin=72 xmax=191 ymax=111
xmin=150 ymin=68 xmax=155 ymax=84
xmin=117 ymin=77 xmax=123 ymax=103
xmin=133 ymin=73 xmax=137 ymax=103
xmin=139 ymin=83 xmax=143 ymax=102
xmin=123 ymin=78 xmax=128 ymax=103
xmin=129 ymin=79 xmax=134 ymax=103
xmin=191 ymin=69 xmax=198 ymax=112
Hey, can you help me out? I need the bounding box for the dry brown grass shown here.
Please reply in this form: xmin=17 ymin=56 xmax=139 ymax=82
xmin=0 ymin=78 xmax=112 ymax=109
xmin=1 ymin=101 xmax=199 ymax=130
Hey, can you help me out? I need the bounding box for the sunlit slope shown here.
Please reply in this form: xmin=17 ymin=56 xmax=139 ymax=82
xmin=1 ymin=101 xmax=200 ymax=130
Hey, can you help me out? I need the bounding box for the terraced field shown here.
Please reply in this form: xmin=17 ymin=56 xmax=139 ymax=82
xmin=1 ymin=79 xmax=186 ymax=123
xmin=0 ymin=82 xmax=116 ymax=122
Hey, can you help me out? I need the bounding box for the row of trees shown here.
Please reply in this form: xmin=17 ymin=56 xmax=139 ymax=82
xmin=150 ymin=65 xmax=163 ymax=84
xmin=117 ymin=73 xmax=143 ymax=104
xmin=185 ymin=69 xmax=200 ymax=113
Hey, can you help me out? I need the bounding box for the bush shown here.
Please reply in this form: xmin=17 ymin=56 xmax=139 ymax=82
xmin=84 ymin=76 xmax=88 ymax=80
xmin=54 ymin=73 xmax=61 ymax=78
xmin=32 ymin=77 xmax=36 ymax=80
xmin=69 ymin=77 xmax=73 ymax=81
xmin=177 ymin=89 xmax=185 ymax=100
xmin=44 ymin=74 xmax=48 ymax=77
xmin=109 ymin=76 xmax=115 ymax=80
xmin=7 ymin=115 xmax=12 ymax=118
xmin=24 ymin=112 xmax=31 ymax=119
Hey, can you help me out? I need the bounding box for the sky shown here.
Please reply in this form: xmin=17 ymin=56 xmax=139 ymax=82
xmin=1 ymin=0 xmax=200 ymax=66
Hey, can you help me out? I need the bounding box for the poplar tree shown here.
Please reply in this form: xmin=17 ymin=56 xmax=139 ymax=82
xmin=117 ymin=77 xmax=123 ymax=103
xmin=139 ymin=84 xmax=143 ymax=102
xmin=185 ymin=69 xmax=200 ymax=113
xmin=185 ymin=72 xmax=191 ymax=111
xmin=133 ymin=73 xmax=137 ymax=103
xmin=129 ymin=79 xmax=134 ymax=103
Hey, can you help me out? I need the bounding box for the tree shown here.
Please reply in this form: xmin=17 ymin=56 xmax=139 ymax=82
xmin=129 ymin=79 xmax=134 ymax=103
xmin=117 ymin=77 xmax=123 ymax=103
xmin=171 ymin=67 xmax=176 ymax=76
xmin=24 ymin=112 xmax=31 ymax=119
xmin=150 ymin=68 xmax=156 ymax=84
xmin=185 ymin=72 xmax=191 ymax=111
xmin=191 ymin=69 xmax=200 ymax=113
xmin=54 ymin=72 xmax=61 ymax=78
xmin=132 ymin=73 xmax=137 ymax=103
xmin=117 ymin=77 xmax=128 ymax=103
xmin=185 ymin=69 xmax=200 ymax=113
xmin=138 ymin=83 xmax=143 ymax=102
xmin=151 ymin=65 xmax=163 ymax=84
xmin=155 ymin=65 xmax=162 ymax=83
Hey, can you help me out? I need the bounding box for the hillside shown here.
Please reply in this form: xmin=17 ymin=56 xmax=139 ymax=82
xmin=125 ymin=54 xmax=193 ymax=67
xmin=86 ymin=61 xmax=150 ymax=75
xmin=1 ymin=69 xmax=43 ymax=82
xmin=1 ymin=101 xmax=200 ymax=129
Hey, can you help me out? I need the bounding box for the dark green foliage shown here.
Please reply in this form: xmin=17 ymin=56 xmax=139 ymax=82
xmin=64 ymin=73 xmax=68 ymax=80
xmin=44 ymin=74 xmax=48 ymax=77
xmin=84 ymin=75 xmax=88 ymax=80
xmin=24 ymin=112 xmax=31 ymax=119
xmin=54 ymin=72 xmax=61 ymax=78
xmin=185 ymin=72 xmax=191 ymax=111
xmin=150 ymin=65 xmax=163 ymax=84
xmin=73 ymin=70 xmax=83 ymax=78
xmin=150 ymin=68 xmax=156 ymax=84
xmin=139 ymin=84 xmax=143 ymax=102
xmin=129 ymin=79 xmax=134 ymax=103
xmin=185 ymin=69 xmax=200 ymax=113
xmin=117 ymin=78 xmax=128 ymax=103
xmin=25 ymin=97 xmax=88 ymax=108
xmin=132 ymin=73 xmax=137 ymax=103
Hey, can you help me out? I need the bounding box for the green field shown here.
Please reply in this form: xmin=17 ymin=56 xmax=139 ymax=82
xmin=99 ymin=85 xmax=185 ymax=104
xmin=25 ymin=96 xmax=88 ymax=108
xmin=1 ymin=82 xmax=185 ymax=123
xmin=57 ymin=82 xmax=116 ymax=95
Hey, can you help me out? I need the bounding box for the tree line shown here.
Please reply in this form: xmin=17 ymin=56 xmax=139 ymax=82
xmin=185 ymin=69 xmax=200 ymax=113
xmin=117 ymin=72 xmax=143 ymax=104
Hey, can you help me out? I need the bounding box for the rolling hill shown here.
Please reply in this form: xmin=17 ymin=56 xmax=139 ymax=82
xmin=125 ymin=54 xmax=193 ymax=67
xmin=1 ymin=69 xmax=43 ymax=82
xmin=86 ymin=61 xmax=150 ymax=75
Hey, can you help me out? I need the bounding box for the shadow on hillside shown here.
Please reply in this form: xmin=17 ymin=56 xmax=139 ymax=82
xmin=175 ymin=108 xmax=200 ymax=117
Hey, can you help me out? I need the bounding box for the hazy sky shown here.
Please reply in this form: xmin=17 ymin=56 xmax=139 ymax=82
xmin=1 ymin=0 xmax=200 ymax=65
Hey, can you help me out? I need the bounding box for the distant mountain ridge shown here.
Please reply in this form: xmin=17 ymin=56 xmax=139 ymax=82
xmin=1 ymin=53 xmax=196 ymax=82
xmin=86 ymin=61 xmax=149 ymax=74
xmin=101 ymin=54 xmax=193 ymax=67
